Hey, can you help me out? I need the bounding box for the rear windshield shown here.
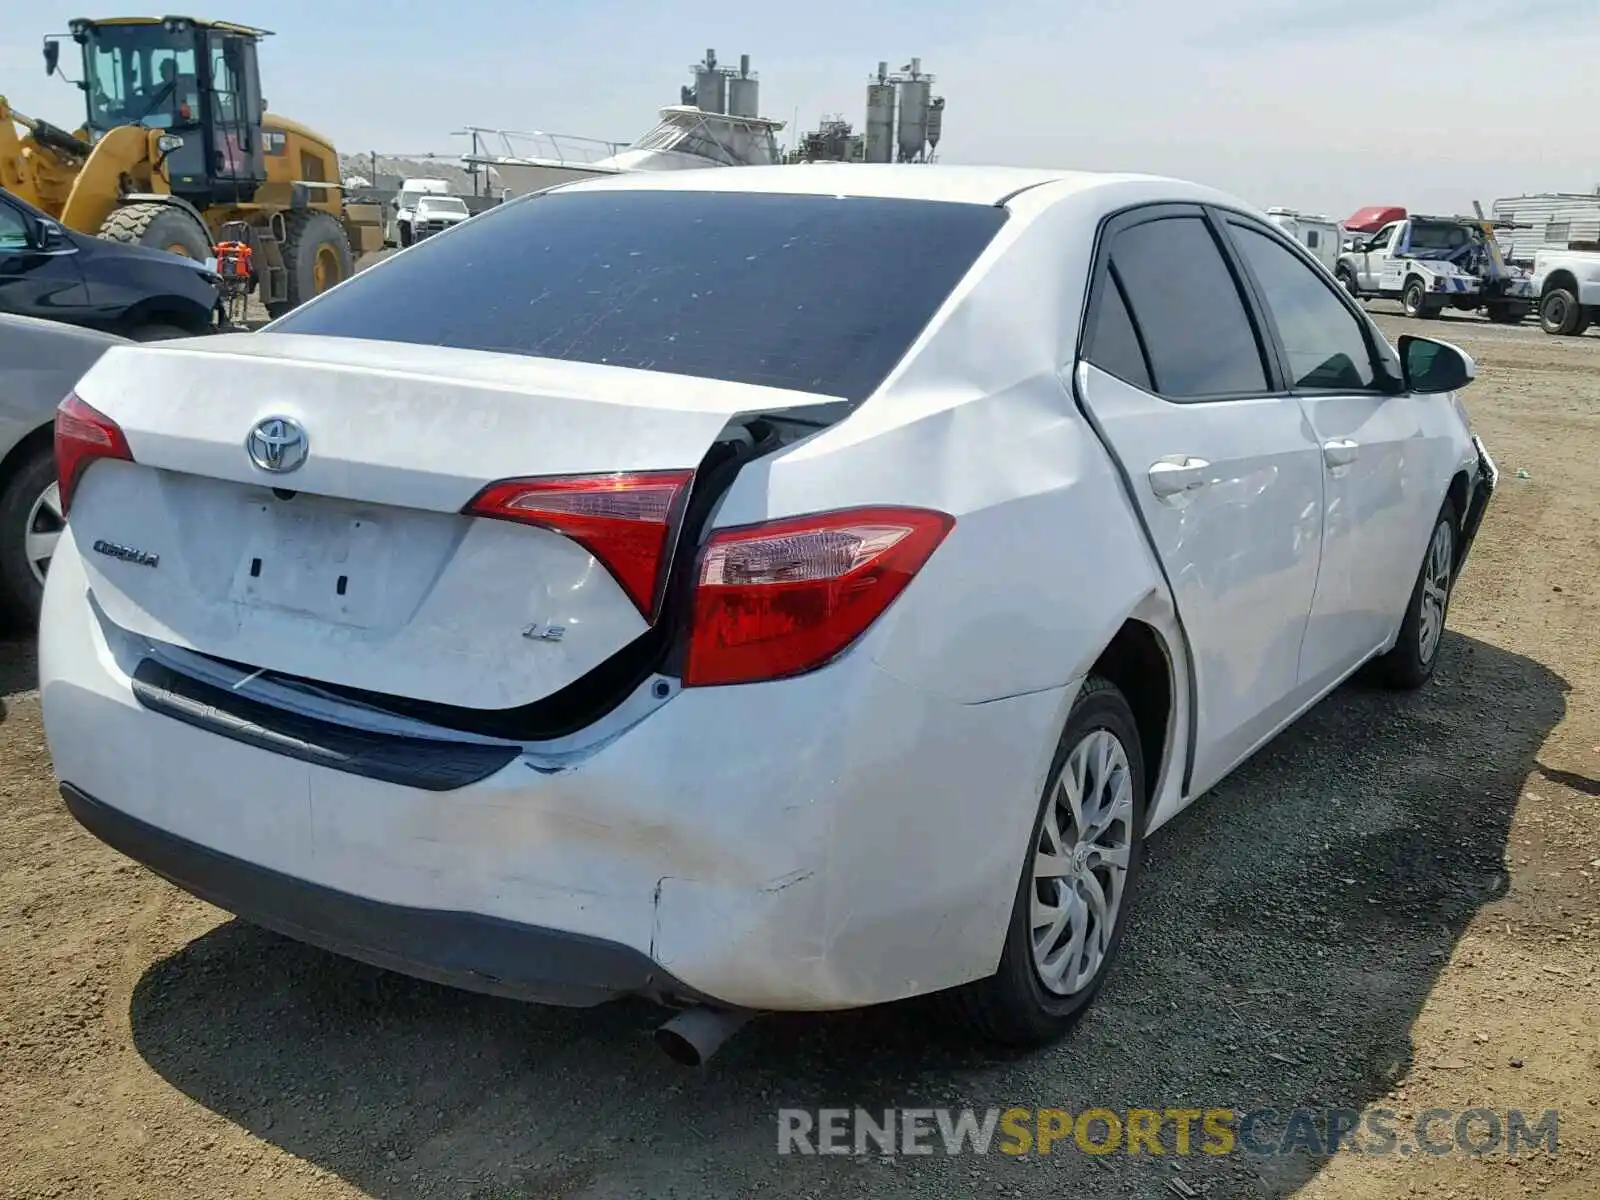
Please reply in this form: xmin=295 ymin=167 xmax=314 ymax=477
xmin=271 ymin=188 xmax=1008 ymax=402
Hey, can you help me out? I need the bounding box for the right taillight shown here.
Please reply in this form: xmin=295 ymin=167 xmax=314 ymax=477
xmin=55 ymin=392 xmax=133 ymax=514
xmin=683 ymin=505 xmax=955 ymax=687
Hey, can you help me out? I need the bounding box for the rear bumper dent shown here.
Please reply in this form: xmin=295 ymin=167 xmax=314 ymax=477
xmin=60 ymin=782 xmax=709 ymax=1008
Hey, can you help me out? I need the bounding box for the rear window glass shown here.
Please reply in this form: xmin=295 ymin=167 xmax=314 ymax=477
xmin=271 ymin=189 xmax=1008 ymax=403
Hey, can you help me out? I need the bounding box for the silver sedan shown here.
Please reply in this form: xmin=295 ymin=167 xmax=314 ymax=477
xmin=0 ymin=313 xmax=126 ymax=624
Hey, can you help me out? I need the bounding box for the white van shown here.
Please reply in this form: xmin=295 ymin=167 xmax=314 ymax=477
xmin=1266 ymin=207 xmax=1343 ymax=274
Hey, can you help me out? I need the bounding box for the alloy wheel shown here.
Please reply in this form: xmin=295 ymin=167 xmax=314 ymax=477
xmin=25 ymin=481 xmax=64 ymax=588
xmin=1030 ymin=728 xmax=1135 ymax=996
xmin=1418 ymin=519 xmax=1453 ymax=664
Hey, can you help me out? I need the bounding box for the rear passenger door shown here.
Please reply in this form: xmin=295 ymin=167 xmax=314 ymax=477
xmin=1219 ymin=214 xmax=1435 ymax=691
xmin=1072 ymin=204 xmax=1326 ymax=798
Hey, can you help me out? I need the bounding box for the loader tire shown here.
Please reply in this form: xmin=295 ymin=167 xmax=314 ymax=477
xmin=99 ymin=202 xmax=211 ymax=261
xmin=266 ymin=210 xmax=353 ymax=318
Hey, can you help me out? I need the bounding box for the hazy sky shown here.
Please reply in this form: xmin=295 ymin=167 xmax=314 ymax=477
xmin=5 ymin=0 xmax=1597 ymax=216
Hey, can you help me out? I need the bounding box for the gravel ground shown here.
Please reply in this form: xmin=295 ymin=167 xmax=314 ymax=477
xmin=1 ymin=309 xmax=1597 ymax=1199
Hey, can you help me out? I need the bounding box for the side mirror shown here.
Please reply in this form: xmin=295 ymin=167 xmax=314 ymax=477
xmin=1399 ymin=335 xmax=1475 ymax=394
xmin=34 ymin=219 xmax=70 ymax=251
xmin=43 ymin=39 xmax=60 ymax=76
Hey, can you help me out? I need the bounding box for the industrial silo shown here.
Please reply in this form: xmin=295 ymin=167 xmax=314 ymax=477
xmin=865 ymin=63 xmax=896 ymax=164
xmin=727 ymin=54 xmax=759 ymax=117
xmin=895 ymin=84 xmax=930 ymax=161
xmin=925 ymin=95 xmax=945 ymax=158
xmin=692 ymin=49 xmax=727 ymax=114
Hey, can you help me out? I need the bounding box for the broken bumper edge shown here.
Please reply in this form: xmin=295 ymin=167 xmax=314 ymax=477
xmin=1458 ymin=434 xmax=1497 ymax=567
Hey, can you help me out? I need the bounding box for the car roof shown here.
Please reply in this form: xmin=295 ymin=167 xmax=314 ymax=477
xmin=551 ymin=163 xmax=1233 ymax=209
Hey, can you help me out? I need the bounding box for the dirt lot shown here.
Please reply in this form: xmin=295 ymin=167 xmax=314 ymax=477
xmin=1 ymin=309 xmax=1596 ymax=1199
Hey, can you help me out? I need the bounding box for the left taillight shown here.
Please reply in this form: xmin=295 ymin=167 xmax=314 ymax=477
xmin=683 ymin=505 xmax=955 ymax=687
xmin=55 ymin=392 xmax=133 ymax=515
xmin=463 ymin=470 xmax=694 ymax=622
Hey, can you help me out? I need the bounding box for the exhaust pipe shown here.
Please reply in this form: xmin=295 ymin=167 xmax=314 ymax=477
xmin=654 ymin=1007 xmax=753 ymax=1066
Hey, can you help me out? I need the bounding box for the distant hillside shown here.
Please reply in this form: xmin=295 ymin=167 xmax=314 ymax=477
xmin=337 ymin=153 xmax=500 ymax=194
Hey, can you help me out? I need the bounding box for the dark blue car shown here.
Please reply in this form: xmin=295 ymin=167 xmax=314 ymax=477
xmin=0 ymin=187 xmax=220 ymax=339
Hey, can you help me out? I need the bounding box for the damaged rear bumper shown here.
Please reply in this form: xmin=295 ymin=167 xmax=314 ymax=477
xmin=61 ymin=782 xmax=704 ymax=1008
xmin=41 ymin=531 xmax=1067 ymax=1013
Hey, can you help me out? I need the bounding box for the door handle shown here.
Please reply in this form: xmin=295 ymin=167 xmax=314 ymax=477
xmin=1148 ymin=457 xmax=1212 ymax=498
xmin=1322 ymin=438 xmax=1360 ymax=468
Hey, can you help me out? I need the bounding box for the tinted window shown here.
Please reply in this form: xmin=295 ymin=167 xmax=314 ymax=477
xmin=272 ymin=190 xmax=1008 ymax=403
xmin=1230 ymin=223 xmax=1377 ymax=391
xmin=1085 ymin=269 xmax=1152 ymax=391
xmin=1110 ymin=216 xmax=1268 ymax=398
xmin=0 ymin=200 xmax=28 ymax=251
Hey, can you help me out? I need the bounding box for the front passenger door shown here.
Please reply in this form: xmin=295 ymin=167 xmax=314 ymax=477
xmin=1073 ymin=205 xmax=1326 ymax=797
xmin=1222 ymin=214 xmax=1442 ymax=693
xmin=0 ymin=198 xmax=89 ymax=319
xmin=1360 ymin=224 xmax=1395 ymax=290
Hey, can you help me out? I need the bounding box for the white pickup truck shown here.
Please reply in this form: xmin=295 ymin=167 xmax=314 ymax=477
xmin=1334 ymin=215 xmax=1534 ymax=323
xmin=1531 ymin=248 xmax=1600 ymax=336
xmin=386 ymin=178 xmax=469 ymax=248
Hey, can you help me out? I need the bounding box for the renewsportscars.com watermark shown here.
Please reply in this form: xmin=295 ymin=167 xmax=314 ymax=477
xmin=777 ymin=1107 xmax=1560 ymax=1158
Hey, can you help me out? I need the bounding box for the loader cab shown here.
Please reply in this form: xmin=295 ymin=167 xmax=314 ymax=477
xmin=60 ymin=16 xmax=269 ymax=205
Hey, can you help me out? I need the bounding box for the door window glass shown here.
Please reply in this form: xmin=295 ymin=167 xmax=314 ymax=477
xmin=1230 ymin=222 xmax=1378 ymax=391
xmin=1085 ymin=269 xmax=1153 ymax=391
xmin=1110 ymin=215 xmax=1268 ymax=399
xmin=0 ymin=203 xmax=30 ymax=251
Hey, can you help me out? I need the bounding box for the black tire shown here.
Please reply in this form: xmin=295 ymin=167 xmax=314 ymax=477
xmin=265 ymin=210 xmax=353 ymax=318
xmin=1335 ymin=264 xmax=1360 ymax=300
xmin=128 ymin=323 xmax=191 ymax=342
xmin=99 ymin=202 xmax=211 ymax=260
xmin=1372 ymin=498 xmax=1459 ymax=690
xmin=1401 ymin=278 xmax=1441 ymax=319
xmin=0 ymin=443 xmax=60 ymax=627
xmin=939 ymin=675 xmax=1147 ymax=1047
xmin=1539 ymin=288 xmax=1582 ymax=336
xmin=1485 ymin=303 xmax=1526 ymax=325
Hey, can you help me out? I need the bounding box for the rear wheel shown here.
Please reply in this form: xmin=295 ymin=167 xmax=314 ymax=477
xmin=1372 ymin=499 xmax=1458 ymax=690
xmin=940 ymin=676 xmax=1145 ymax=1047
xmin=1539 ymin=288 xmax=1589 ymax=336
xmin=99 ymin=202 xmax=211 ymax=261
xmin=1485 ymin=303 xmax=1526 ymax=325
xmin=0 ymin=444 xmax=61 ymax=626
xmin=266 ymin=210 xmax=353 ymax=318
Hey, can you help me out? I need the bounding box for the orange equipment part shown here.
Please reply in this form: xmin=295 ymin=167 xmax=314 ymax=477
xmin=213 ymin=240 xmax=254 ymax=280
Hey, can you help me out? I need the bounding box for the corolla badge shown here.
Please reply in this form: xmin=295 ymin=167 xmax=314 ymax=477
xmin=246 ymin=416 xmax=309 ymax=474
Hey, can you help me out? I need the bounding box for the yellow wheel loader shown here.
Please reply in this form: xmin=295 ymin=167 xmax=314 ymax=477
xmin=1 ymin=15 xmax=383 ymax=316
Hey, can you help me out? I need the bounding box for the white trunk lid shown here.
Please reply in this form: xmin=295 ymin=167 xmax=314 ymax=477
xmin=68 ymin=333 xmax=837 ymax=710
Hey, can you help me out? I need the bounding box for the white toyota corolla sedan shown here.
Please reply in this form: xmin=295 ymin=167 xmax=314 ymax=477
xmin=39 ymin=165 xmax=1495 ymax=1065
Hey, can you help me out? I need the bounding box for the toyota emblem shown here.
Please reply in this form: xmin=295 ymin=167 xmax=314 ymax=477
xmin=246 ymin=416 xmax=309 ymax=474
